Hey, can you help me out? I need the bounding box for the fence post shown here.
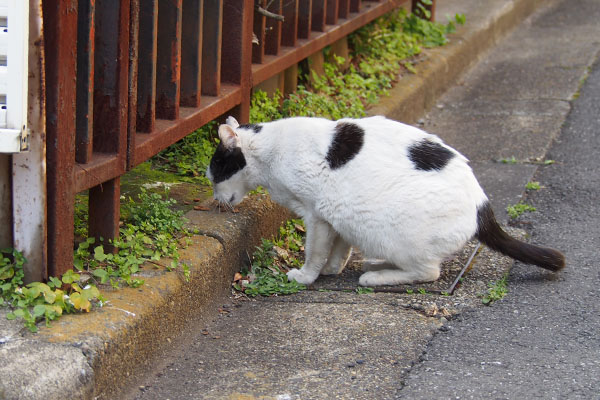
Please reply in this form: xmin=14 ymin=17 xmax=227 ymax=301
xmin=43 ymin=0 xmax=77 ymax=278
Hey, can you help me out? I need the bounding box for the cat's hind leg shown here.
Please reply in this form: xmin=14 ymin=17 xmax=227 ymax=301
xmin=320 ymin=235 xmax=352 ymax=276
xmin=358 ymin=261 xmax=441 ymax=287
xmin=287 ymin=216 xmax=336 ymax=285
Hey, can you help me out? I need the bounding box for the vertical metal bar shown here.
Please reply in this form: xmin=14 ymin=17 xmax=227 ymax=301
xmin=43 ymin=0 xmax=77 ymax=278
xmin=180 ymin=0 xmax=203 ymax=107
xmin=339 ymin=0 xmax=350 ymax=19
xmin=349 ymin=0 xmax=360 ymax=13
xmin=298 ymin=0 xmax=312 ymax=39
xmin=88 ymin=178 xmax=120 ymax=249
xmin=202 ymin=0 xmax=223 ymax=96
xmin=312 ymin=0 xmax=326 ymax=32
xmin=94 ymin=0 xmax=130 ymax=154
xmin=326 ymin=0 xmax=338 ymax=25
xmin=222 ymin=0 xmax=254 ymax=123
xmin=75 ymin=0 xmax=94 ymax=164
xmin=252 ymin=0 xmax=266 ymax=64
xmin=281 ymin=0 xmax=298 ymax=47
xmin=89 ymin=0 xmax=130 ymax=245
xmin=264 ymin=0 xmax=282 ymax=55
xmin=127 ymin=0 xmax=139 ymax=169
xmin=156 ymin=0 xmax=182 ymax=119
xmin=136 ymin=0 xmax=158 ymax=133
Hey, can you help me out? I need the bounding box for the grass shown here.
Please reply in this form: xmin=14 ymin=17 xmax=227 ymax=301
xmin=506 ymin=202 xmax=537 ymax=219
xmin=481 ymin=274 xmax=508 ymax=305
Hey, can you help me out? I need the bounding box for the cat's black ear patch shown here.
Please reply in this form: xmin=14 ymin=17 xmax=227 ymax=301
xmin=326 ymin=122 xmax=365 ymax=169
xmin=408 ymin=139 xmax=455 ymax=171
xmin=239 ymin=123 xmax=262 ymax=133
xmin=208 ymin=143 xmax=247 ymax=183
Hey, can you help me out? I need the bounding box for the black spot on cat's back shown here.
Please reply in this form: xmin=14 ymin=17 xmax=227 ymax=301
xmin=208 ymin=143 xmax=247 ymax=183
xmin=239 ymin=123 xmax=262 ymax=133
xmin=326 ymin=122 xmax=365 ymax=169
xmin=408 ymin=139 xmax=455 ymax=171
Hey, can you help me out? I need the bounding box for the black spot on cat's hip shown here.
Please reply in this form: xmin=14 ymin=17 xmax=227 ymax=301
xmin=326 ymin=122 xmax=365 ymax=169
xmin=209 ymin=143 xmax=247 ymax=183
xmin=408 ymin=139 xmax=455 ymax=171
xmin=239 ymin=123 xmax=262 ymax=133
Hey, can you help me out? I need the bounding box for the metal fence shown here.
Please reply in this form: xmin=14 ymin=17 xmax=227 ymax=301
xmin=40 ymin=0 xmax=432 ymax=279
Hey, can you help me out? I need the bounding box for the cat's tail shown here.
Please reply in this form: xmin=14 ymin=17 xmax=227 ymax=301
xmin=475 ymin=201 xmax=565 ymax=271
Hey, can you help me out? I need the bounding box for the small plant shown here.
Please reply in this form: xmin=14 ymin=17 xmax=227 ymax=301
xmin=481 ymin=274 xmax=508 ymax=305
xmin=356 ymin=286 xmax=375 ymax=294
xmin=1 ymin=248 xmax=104 ymax=333
xmin=233 ymin=219 xmax=307 ymax=297
xmin=525 ymin=181 xmax=541 ymax=190
xmin=3 ymin=188 xmax=194 ymax=332
xmin=500 ymin=156 xmax=518 ymax=164
xmin=506 ymin=202 xmax=537 ymax=219
xmin=417 ymin=288 xmax=428 ymax=295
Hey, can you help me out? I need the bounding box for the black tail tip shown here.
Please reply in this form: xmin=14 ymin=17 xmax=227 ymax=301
xmin=541 ymin=249 xmax=566 ymax=272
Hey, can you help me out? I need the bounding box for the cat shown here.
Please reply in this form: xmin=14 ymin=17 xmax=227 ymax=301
xmin=206 ymin=115 xmax=565 ymax=286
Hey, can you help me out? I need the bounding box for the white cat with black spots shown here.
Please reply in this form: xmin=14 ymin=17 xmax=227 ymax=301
xmin=207 ymin=115 xmax=564 ymax=286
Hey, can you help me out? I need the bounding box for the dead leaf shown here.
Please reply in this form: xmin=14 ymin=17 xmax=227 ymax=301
xmin=193 ymin=205 xmax=211 ymax=211
xmin=294 ymin=224 xmax=305 ymax=233
xmin=273 ymin=246 xmax=289 ymax=259
xmin=233 ymin=272 xmax=243 ymax=281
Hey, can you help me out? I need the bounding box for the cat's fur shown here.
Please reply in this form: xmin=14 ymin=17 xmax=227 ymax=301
xmin=207 ymin=116 xmax=565 ymax=286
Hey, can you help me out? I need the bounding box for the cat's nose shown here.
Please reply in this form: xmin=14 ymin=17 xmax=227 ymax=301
xmin=229 ymin=194 xmax=236 ymax=203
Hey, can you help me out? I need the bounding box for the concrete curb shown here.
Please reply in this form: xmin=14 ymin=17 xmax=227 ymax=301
xmin=0 ymin=1 xmax=547 ymax=398
xmin=369 ymin=0 xmax=546 ymax=123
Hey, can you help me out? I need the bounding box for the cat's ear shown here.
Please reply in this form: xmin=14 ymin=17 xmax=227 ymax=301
xmin=225 ymin=116 xmax=239 ymax=128
xmin=218 ymin=124 xmax=240 ymax=150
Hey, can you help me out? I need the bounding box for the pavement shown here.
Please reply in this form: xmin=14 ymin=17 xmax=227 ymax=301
xmin=2 ymin=0 xmax=599 ymax=399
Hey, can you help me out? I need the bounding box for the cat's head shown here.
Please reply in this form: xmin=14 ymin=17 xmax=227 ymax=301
xmin=206 ymin=117 xmax=252 ymax=207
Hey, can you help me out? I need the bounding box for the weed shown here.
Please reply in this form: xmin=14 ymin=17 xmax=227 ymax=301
xmin=481 ymin=274 xmax=508 ymax=305
xmin=525 ymin=181 xmax=541 ymax=191
xmin=1 ymin=248 xmax=104 ymax=332
xmin=234 ymin=219 xmax=307 ymax=296
xmin=506 ymin=202 xmax=537 ymax=219
xmin=356 ymin=286 xmax=375 ymax=294
xmin=500 ymin=156 xmax=518 ymax=164
xmin=3 ymin=189 xmax=192 ymax=332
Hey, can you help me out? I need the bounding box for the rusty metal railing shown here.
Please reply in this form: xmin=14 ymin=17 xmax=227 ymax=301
xmin=41 ymin=0 xmax=432 ymax=278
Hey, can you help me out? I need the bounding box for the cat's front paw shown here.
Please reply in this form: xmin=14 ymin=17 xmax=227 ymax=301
xmin=287 ymin=268 xmax=318 ymax=285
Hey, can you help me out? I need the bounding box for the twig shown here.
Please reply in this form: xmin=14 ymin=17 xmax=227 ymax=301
xmin=256 ymin=5 xmax=284 ymax=21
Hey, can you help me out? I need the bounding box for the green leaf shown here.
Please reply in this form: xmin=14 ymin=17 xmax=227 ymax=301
xmin=92 ymin=268 xmax=109 ymax=283
xmin=94 ymin=246 xmax=107 ymax=262
xmin=33 ymin=304 xmax=46 ymax=318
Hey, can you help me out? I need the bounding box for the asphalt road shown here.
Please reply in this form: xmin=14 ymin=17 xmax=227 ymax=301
xmin=399 ymin=55 xmax=600 ymax=399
